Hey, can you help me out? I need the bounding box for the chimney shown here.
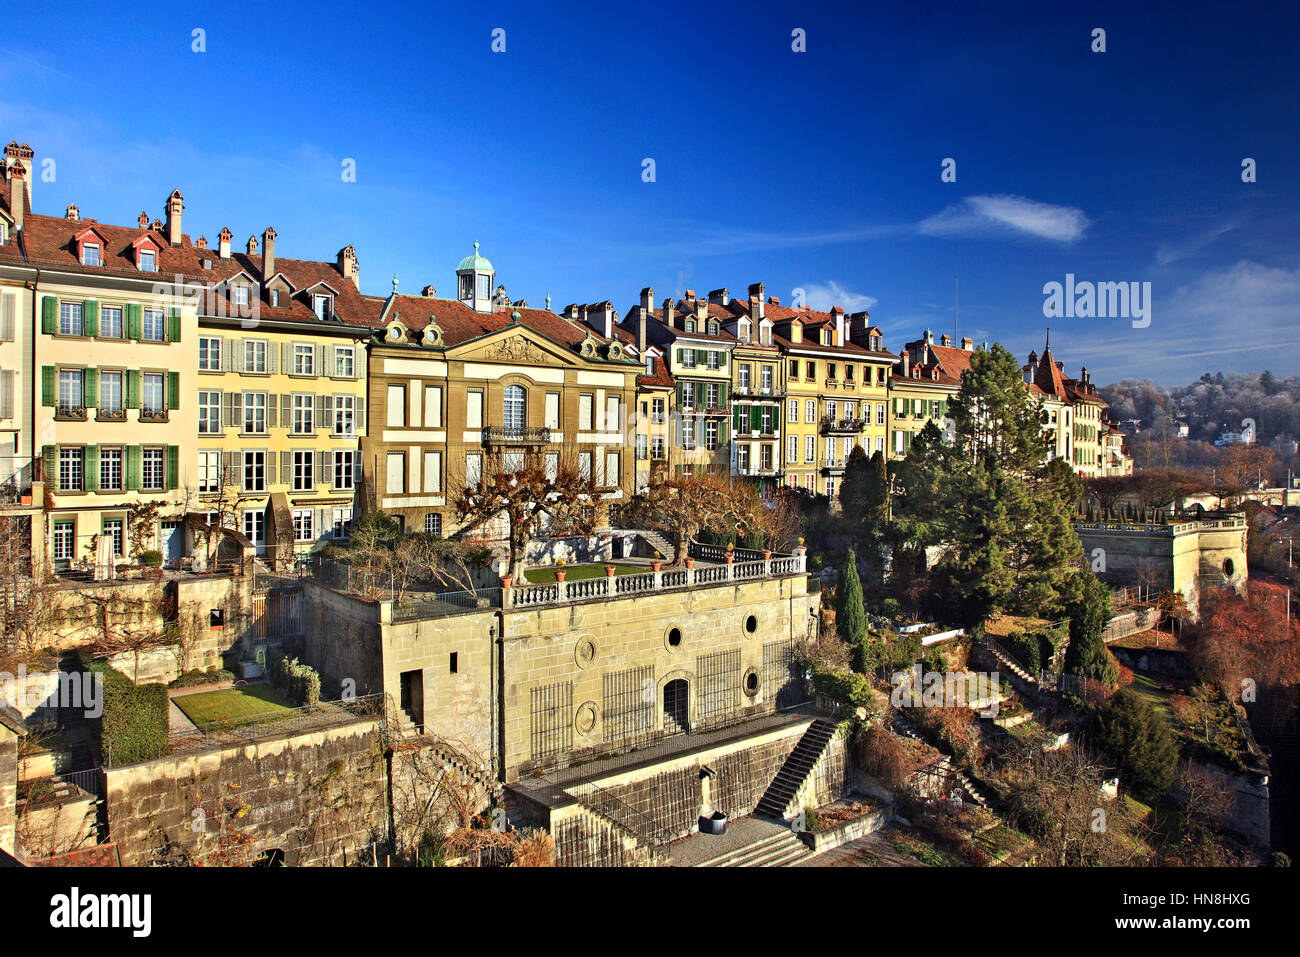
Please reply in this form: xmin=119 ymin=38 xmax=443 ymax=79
xmin=940 ymin=333 xmax=952 ymax=347
xmin=218 ymin=227 xmax=232 ymax=259
xmin=165 ymin=189 xmax=184 ymax=246
xmin=563 ymin=304 xmax=580 ymax=321
xmin=694 ymin=299 xmax=708 ymax=322
xmin=421 ymin=284 xmax=437 ymax=297
xmin=586 ymin=302 xmax=613 ymax=339
xmin=261 ymin=226 xmax=276 ymax=279
xmin=336 ymin=245 xmax=359 ymax=288
xmin=196 ymin=235 xmax=207 ymax=249
xmin=64 ymin=203 xmax=79 ymax=221
xmin=246 ymin=235 xmax=258 ymax=257
xmin=4 ymin=142 xmax=33 ymax=231
xmin=138 ymin=211 xmax=149 ymax=229
xmin=961 ymin=337 xmax=973 ymax=351
xmin=151 ymin=218 xmax=162 ymax=231
xmin=684 ymin=289 xmax=696 ymax=301
xmin=767 ymin=296 xmax=780 ymax=306
xmin=748 ymin=282 xmax=765 ymax=319
xmin=901 ymin=350 xmax=911 ymax=376
xmin=639 ymin=286 xmax=654 ymax=312
xmin=832 ymin=307 xmax=845 ymax=345
xmin=789 ymin=319 xmax=802 ymax=344
xmin=638 ymin=309 xmax=647 ymax=355
xmin=708 ymin=288 xmax=728 ymax=305
xmin=662 ymin=297 xmax=674 ymax=328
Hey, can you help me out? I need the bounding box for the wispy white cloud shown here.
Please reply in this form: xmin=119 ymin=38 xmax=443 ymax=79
xmin=918 ymin=194 xmax=1090 ymax=243
xmin=798 ymin=281 xmax=877 ymax=313
xmin=1154 ymin=218 xmax=1241 ymax=266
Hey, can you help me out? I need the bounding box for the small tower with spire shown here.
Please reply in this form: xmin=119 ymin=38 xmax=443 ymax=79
xmin=456 ymin=241 xmax=496 ymax=314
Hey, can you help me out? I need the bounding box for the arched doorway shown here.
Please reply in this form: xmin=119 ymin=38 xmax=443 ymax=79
xmin=663 ymin=679 xmax=689 ymax=735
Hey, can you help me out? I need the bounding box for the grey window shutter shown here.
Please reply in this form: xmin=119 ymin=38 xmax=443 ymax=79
xmin=267 ymin=346 xmax=278 ymax=376
xmin=316 ymin=507 xmax=326 ymax=537
xmin=222 ymin=450 xmax=237 ymax=485
xmin=315 ymin=450 xmax=327 ymax=486
xmin=268 ymin=394 xmax=278 ymax=426
xmin=353 ymin=453 xmax=363 ymax=485
xmin=324 ymin=396 xmax=335 ymax=432
xmin=280 ymin=450 xmax=290 ymax=486
xmin=221 ymin=337 xmax=232 ymax=372
xmin=281 ymin=342 xmax=292 ymax=374
xmin=221 ymin=391 xmax=235 ymax=429
xmin=280 ymin=394 xmax=290 ymax=429
xmin=0 ymin=293 xmax=14 ymax=342
xmin=355 ymin=397 xmax=366 ymax=432
xmin=315 ymin=344 xmax=326 ymax=375
xmin=315 ymin=394 xmax=326 ymax=428
xmin=232 ymin=340 xmax=245 ymax=373
xmin=0 ymin=369 xmax=13 ymax=419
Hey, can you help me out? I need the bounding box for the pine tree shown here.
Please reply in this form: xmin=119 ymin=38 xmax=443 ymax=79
xmin=1097 ymin=688 xmax=1180 ymax=802
xmin=1063 ymin=568 xmax=1119 ymax=686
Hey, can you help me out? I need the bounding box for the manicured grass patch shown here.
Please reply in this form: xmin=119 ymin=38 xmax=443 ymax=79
xmin=1126 ymin=673 xmax=1175 ymax=724
xmin=173 ymin=685 xmax=298 ymax=731
xmin=524 ymin=563 xmax=642 ymax=583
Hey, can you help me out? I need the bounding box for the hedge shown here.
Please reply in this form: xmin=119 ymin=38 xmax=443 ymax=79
xmin=811 ymin=664 xmax=875 ymax=711
xmin=168 ymin=667 xmax=236 ymax=689
xmin=78 ymin=653 xmax=169 ymax=765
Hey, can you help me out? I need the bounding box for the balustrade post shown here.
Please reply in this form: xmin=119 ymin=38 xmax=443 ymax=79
xmin=793 ymin=541 xmax=807 ymax=573
xmin=556 ymin=578 xmax=568 ymax=603
xmin=652 ymin=568 xmax=663 ymax=591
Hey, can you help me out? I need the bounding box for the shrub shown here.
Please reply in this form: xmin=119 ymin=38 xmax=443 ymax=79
xmin=880 ymin=598 xmax=902 ymax=619
xmin=855 ymin=724 xmax=909 ymax=788
xmin=268 ymin=650 xmax=321 ymax=707
xmin=168 ymin=667 xmax=235 ymax=689
xmin=1095 ymin=687 xmax=1180 ymax=803
xmin=1003 ymin=631 xmax=1041 ymax=674
xmin=810 ymin=663 xmax=877 ymax=715
xmin=138 ymin=549 xmax=163 ymax=568
xmin=78 ymin=654 xmax=169 ymax=765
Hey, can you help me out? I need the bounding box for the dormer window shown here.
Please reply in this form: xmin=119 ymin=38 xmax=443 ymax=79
xmin=0 ymin=222 xmax=7 ymax=245
xmin=233 ymin=285 xmax=249 ymax=307
xmin=138 ymin=250 xmax=156 ymax=272
xmin=82 ymin=243 xmax=100 ymax=267
xmin=759 ymin=323 xmax=771 ymax=346
xmin=645 ymin=355 xmax=654 ymax=376
xmin=271 ymin=290 xmax=281 ymax=307
xmin=314 ymin=294 xmax=334 ymax=321
xmin=708 ymin=321 xmax=718 ymax=336
xmin=685 ymin=320 xmax=696 ymax=334
xmin=738 ymin=320 xmax=750 ymax=343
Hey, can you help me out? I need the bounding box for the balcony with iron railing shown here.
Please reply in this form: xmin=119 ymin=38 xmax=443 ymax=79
xmin=734 ymin=384 xmax=785 ymax=399
xmin=482 ymin=426 xmax=552 ymax=445
xmin=819 ymin=415 xmax=865 ymax=434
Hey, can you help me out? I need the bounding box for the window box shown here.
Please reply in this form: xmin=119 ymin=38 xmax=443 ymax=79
xmin=140 ymin=409 xmax=169 ymax=423
xmin=55 ymin=405 xmax=87 ymax=421
xmin=96 ymin=408 xmax=127 ymax=423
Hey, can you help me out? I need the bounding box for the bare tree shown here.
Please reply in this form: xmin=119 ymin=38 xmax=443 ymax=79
xmin=620 ymin=471 xmax=764 ymax=566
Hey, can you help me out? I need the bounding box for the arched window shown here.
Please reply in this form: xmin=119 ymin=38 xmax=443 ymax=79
xmin=504 ymin=384 xmax=526 ymax=431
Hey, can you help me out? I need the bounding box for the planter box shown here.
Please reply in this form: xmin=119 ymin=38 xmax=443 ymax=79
xmin=798 ymin=806 xmax=890 ymax=853
xmin=920 ymin=627 xmax=965 ymax=646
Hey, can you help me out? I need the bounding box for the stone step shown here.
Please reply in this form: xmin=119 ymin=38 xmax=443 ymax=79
xmin=700 ymin=831 xmax=808 ymax=867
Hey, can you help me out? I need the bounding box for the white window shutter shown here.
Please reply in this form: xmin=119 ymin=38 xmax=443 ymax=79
xmin=355 ymin=398 xmax=366 ymax=432
xmin=281 ymin=342 xmax=292 ymax=374
xmin=0 ymin=369 xmax=13 ymax=419
xmin=315 ymin=344 xmax=326 ymax=375
xmin=0 ymin=293 xmax=14 ymax=342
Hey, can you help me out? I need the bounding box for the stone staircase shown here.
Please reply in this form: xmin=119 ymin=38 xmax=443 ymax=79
xmin=755 ymin=719 xmax=837 ymax=819
xmin=697 ymin=828 xmax=812 ymax=867
xmin=637 ymin=529 xmax=677 ymax=564
xmin=891 ymin=715 xmax=990 ymax=809
xmin=980 ymin=637 xmax=1036 ymax=686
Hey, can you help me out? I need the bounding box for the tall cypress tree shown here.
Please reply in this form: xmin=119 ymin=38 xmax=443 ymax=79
xmin=837 ymin=548 xmax=867 ymax=646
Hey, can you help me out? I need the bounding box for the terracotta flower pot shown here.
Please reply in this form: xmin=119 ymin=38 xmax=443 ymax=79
xmin=604 ymin=565 xmax=616 ymax=577
xmin=684 ymin=558 xmax=695 ymax=570
xmin=651 ymin=561 xmax=662 ymax=573
xmin=762 ymin=549 xmax=772 ymax=560
xmin=500 ymin=574 xmax=514 ymax=588
xmin=555 ymin=570 xmax=567 ymax=582
xmin=724 ymin=554 xmax=734 ymax=564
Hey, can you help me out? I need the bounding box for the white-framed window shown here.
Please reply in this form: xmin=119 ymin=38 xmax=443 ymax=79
xmin=100 ymin=447 xmax=123 ymax=491
xmin=761 ymin=444 xmax=774 ymax=471
xmin=198 ymin=450 xmax=221 ymax=493
xmin=58 ymin=369 xmax=84 ymax=415
xmin=142 ymin=447 xmax=165 ymax=491
xmin=330 ymin=506 xmax=352 ymax=539
xmin=895 ymin=430 xmax=904 ymax=455
xmin=59 ymin=301 xmax=84 ymax=336
xmin=805 ymin=399 xmax=815 ymax=423
xmin=504 ymin=385 xmax=526 ymax=431
xmin=579 ymin=393 xmax=594 ymax=430
xmin=652 ymin=398 xmax=665 ymax=425
xmin=245 ymin=339 xmax=267 ymax=373
xmin=706 ymin=384 xmax=718 ymax=409
xmin=739 ymin=365 xmax=751 ymax=391
xmin=423 ymin=450 xmax=442 ymax=493
xmin=425 ymin=513 xmax=442 ymax=536
xmin=199 ymin=336 xmax=221 ymax=370
xmin=242 ymin=450 xmax=266 ymax=493
xmin=877 ymin=403 xmax=886 ymax=425
xmin=141 ymin=373 xmax=165 ymax=415
xmin=198 ymin=390 xmax=220 ymax=433
xmin=425 ymin=385 xmax=443 ymax=427
xmin=333 ymin=345 xmax=355 ymax=377
xmin=142 ymin=308 xmax=165 ymax=341
xmin=387 ymin=385 xmax=406 ymax=427
xmin=466 ymin=390 xmax=484 ymax=429
xmin=578 ymin=450 xmax=593 ymax=480
xmin=292 ymin=394 xmax=313 ymax=434
xmin=644 ymin=355 xmax=654 ymax=376
xmin=293 ymin=509 xmax=314 ymax=542
xmin=738 ymin=445 xmax=750 ymax=471
xmin=100 ymin=305 xmax=123 ymax=339
xmin=243 ymin=509 xmax=265 ymax=546
xmin=682 ymin=421 xmax=696 ymax=451
xmin=294 ymin=343 xmax=315 ymax=376
xmin=787 ymin=435 xmax=797 ymax=463
xmin=827 ymin=400 xmax=837 ymax=421
xmin=705 ymin=421 xmax=718 ymax=451
xmin=314 ymin=294 xmax=333 ymax=321
xmin=233 ymin=284 xmax=250 ymax=307
xmin=805 ymin=435 xmax=815 ymax=463
xmin=680 ymin=349 xmax=696 ymax=369
xmin=876 ymin=436 xmax=885 ymax=453
xmin=651 ymin=436 xmax=664 ymax=460
xmin=465 ymin=452 xmax=482 ymax=487
xmin=605 ymin=450 xmax=620 ymax=485
xmin=333 ymin=395 xmax=356 ymax=436
xmin=138 ymin=250 xmax=156 ymax=273
xmin=292 ymin=451 xmax=314 ymax=491
xmin=243 ymin=392 xmax=267 ymax=434
xmin=788 ymin=399 xmax=798 ymax=423
xmin=707 ymin=351 xmax=720 ymax=370
xmin=386 ymin=452 xmax=405 ymax=493
xmin=81 ymin=243 xmax=100 ymax=267
xmin=826 ymin=476 xmax=837 ymax=499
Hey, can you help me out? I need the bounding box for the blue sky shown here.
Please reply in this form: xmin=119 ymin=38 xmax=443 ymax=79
xmin=4 ymin=0 xmax=1298 ymax=383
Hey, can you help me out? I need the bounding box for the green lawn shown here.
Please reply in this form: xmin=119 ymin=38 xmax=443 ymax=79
xmin=1127 ymin=673 xmax=1175 ymax=724
xmin=524 ymin=563 xmax=643 ymax=583
xmin=172 ymin=685 xmax=298 ymax=731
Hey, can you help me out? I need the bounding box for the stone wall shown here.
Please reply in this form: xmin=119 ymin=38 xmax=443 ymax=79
xmin=500 ymin=573 xmax=819 ymax=779
xmin=103 ymin=718 xmax=388 ymax=866
xmin=298 ymin=579 xmax=384 ymax=697
xmin=0 ymin=725 xmax=16 ymax=856
xmin=1171 ymin=760 xmax=1270 ymax=848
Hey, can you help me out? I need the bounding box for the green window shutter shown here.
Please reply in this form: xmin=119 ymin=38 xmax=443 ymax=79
xmin=733 ymin=406 xmax=742 ymax=431
xmin=750 ymin=405 xmax=760 ymax=431
xmin=676 ymin=348 xmax=683 ymax=365
xmin=718 ymin=382 xmax=727 ymax=405
xmin=126 ymin=370 xmax=140 ymax=408
xmin=774 ymin=403 xmax=782 ymax=429
xmin=166 ymin=371 xmax=180 ymax=410
xmin=167 ymin=308 xmax=181 ymax=342
xmin=719 ymin=420 xmax=729 ymax=445
xmin=84 ymin=300 xmax=99 ymax=338
xmin=165 ymin=445 xmax=179 ymax=490
xmin=695 ymin=349 xmax=705 ymax=365
xmin=84 ymin=446 xmax=98 ymax=492
xmin=126 ymin=303 xmax=142 ymax=340
xmin=672 ymin=417 xmax=682 ymax=447
xmin=695 ymin=381 xmax=705 ymax=409
xmin=42 ymin=445 xmax=55 ymax=485
xmin=83 ymin=367 xmax=97 ymax=408
xmin=41 ymin=366 xmax=55 ymax=406
xmin=126 ymin=446 xmax=141 ymax=491
xmin=42 ymin=297 xmax=57 ymax=334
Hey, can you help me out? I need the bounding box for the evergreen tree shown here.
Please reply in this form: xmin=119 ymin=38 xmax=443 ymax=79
xmin=836 ymin=548 xmax=867 ymax=647
xmin=1096 ymin=688 xmax=1180 ymax=802
xmin=839 ymin=447 xmax=890 ymax=572
xmin=1062 ymin=568 xmax=1120 ymax=686
xmin=891 ymin=344 xmax=1085 ymax=624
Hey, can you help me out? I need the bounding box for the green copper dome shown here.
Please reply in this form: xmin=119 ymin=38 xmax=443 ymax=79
xmin=457 ymin=241 xmax=493 ymax=274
